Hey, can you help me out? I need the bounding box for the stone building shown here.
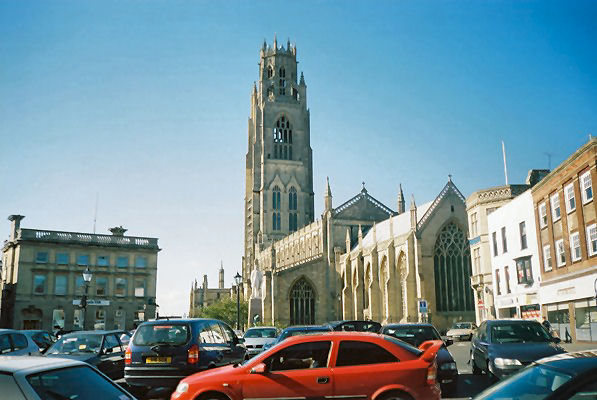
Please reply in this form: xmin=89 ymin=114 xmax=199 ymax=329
xmin=242 ymin=39 xmax=475 ymax=331
xmin=189 ymin=263 xmax=234 ymax=316
xmin=532 ymin=137 xmax=597 ymax=341
xmin=1 ymin=216 xmax=159 ymax=331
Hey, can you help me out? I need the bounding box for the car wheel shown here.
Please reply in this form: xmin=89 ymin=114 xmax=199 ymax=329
xmin=378 ymin=390 xmax=414 ymax=400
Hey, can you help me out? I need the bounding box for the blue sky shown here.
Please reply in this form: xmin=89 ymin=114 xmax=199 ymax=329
xmin=1 ymin=1 xmax=595 ymax=315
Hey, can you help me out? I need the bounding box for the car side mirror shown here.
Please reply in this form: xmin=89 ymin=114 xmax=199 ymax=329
xmin=444 ymin=338 xmax=453 ymax=347
xmin=250 ymin=363 xmax=267 ymax=374
xmin=552 ymin=337 xmax=561 ymax=343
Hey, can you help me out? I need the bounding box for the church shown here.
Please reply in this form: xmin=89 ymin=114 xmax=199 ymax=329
xmin=242 ymin=38 xmax=474 ymax=331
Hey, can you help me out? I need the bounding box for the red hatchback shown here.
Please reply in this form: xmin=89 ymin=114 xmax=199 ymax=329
xmin=171 ymin=332 xmax=443 ymax=400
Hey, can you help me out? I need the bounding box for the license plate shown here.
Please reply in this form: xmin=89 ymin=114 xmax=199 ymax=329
xmin=146 ymin=356 xmax=171 ymax=364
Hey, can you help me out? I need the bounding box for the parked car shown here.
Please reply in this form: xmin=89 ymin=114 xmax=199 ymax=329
xmin=446 ymin=321 xmax=477 ymax=341
xmin=382 ymin=323 xmax=458 ymax=397
xmin=0 ymin=356 xmax=136 ymax=400
xmin=243 ymin=326 xmax=279 ymax=359
xmin=262 ymin=325 xmax=333 ymax=351
xmin=171 ymin=332 xmax=444 ymax=400
xmin=327 ymin=320 xmax=382 ymax=332
xmin=45 ymin=330 xmax=129 ymax=380
xmin=20 ymin=330 xmax=55 ymax=353
xmin=470 ymin=319 xmax=565 ymax=380
xmin=124 ymin=318 xmax=246 ymax=396
xmin=475 ymin=349 xmax=597 ymax=399
xmin=0 ymin=329 xmax=42 ymax=356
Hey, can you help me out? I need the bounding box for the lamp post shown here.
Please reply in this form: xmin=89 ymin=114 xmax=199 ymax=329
xmin=81 ymin=267 xmax=93 ymax=330
xmin=234 ymin=272 xmax=242 ymax=331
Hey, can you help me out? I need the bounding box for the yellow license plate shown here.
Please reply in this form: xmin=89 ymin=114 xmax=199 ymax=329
xmin=146 ymin=357 xmax=171 ymax=364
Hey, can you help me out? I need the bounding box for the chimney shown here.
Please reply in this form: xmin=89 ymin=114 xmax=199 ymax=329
xmin=8 ymin=215 xmax=24 ymax=241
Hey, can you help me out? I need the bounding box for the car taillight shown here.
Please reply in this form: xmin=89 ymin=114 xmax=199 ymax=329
xmin=125 ymin=346 xmax=132 ymax=365
xmin=187 ymin=344 xmax=199 ymax=364
xmin=426 ymin=361 xmax=437 ymax=385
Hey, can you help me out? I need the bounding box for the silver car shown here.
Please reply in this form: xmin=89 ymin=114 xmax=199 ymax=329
xmin=242 ymin=326 xmax=279 ymax=358
xmin=0 ymin=329 xmax=41 ymax=356
xmin=0 ymin=356 xmax=137 ymax=399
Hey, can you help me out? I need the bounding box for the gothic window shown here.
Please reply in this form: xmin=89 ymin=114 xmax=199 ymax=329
xmin=289 ymin=187 xmax=297 ymax=210
xmin=433 ymin=223 xmax=474 ymax=312
xmin=279 ymin=67 xmax=286 ymax=78
xmin=272 ymin=116 xmax=293 ymax=160
xmin=289 ymin=187 xmax=298 ymax=232
xmin=272 ymin=186 xmax=281 ymax=231
xmin=289 ymin=213 xmax=297 ymax=232
xmin=273 ymin=212 xmax=281 ymax=231
xmin=289 ymin=278 xmax=315 ymax=325
xmin=272 ymin=186 xmax=281 ymax=210
xmin=279 ymin=79 xmax=286 ymax=95
xmin=267 ymin=66 xmax=273 ymax=78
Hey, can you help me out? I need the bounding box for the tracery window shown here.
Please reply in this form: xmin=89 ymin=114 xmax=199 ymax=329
xmin=289 ymin=278 xmax=315 ymax=325
xmin=289 ymin=187 xmax=298 ymax=232
xmin=272 ymin=116 xmax=293 ymax=160
xmin=267 ymin=66 xmax=273 ymax=78
xmin=433 ymin=223 xmax=474 ymax=312
xmin=272 ymin=186 xmax=281 ymax=231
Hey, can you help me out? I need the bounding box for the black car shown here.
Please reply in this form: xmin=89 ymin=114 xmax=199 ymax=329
xmin=45 ymin=330 xmax=129 ymax=380
xmin=470 ymin=319 xmax=565 ymax=380
xmin=475 ymin=349 xmax=597 ymax=399
xmin=382 ymin=323 xmax=458 ymax=396
xmin=262 ymin=325 xmax=332 ymax=351
xmin=327 ymin=320 xmax=382 ymax=332
xmin=125 ymin=318 xmax=245 ymax=395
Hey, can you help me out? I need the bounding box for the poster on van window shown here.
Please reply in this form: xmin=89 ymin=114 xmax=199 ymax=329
xmin=521 ymin=304 xmax=541 ymax=320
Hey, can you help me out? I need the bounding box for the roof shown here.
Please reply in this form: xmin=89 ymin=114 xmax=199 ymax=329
xmin=0 ymin=356 xmax=85 ymax=373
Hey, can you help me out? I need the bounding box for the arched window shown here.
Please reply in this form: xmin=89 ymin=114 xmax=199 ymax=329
xmin=267 ymin=66 xmax=273 ymax=79
xmin=434 ymin=223 xmax=474 ymax=312
xmin=272 ymin=186 xmax=281 ymax=231
xmin=279 ymin=67 xmax=286 ymax=78
xmin=288 ymin=187 xmax=298 ymax=232
xmin=289 ymin=278 xmax=315 ymax=325
xmin=272 ymin=116 xmax=293 ymax=160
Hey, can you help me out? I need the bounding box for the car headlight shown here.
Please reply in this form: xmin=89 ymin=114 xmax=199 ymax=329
xmin=175 ymin=382 xmax=189 ymax=393
xmin=494 ymin=358 xmax=522 ymax=367
xmin=439 ymin=362 xmax=457 ymax=370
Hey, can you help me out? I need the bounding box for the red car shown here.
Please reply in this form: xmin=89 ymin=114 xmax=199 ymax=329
xmin=171 ymin=332 xmax=443 ymax=400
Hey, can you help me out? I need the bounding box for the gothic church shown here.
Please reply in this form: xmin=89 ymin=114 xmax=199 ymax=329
xmin=243 ymin=38 xmax=474 ymax=330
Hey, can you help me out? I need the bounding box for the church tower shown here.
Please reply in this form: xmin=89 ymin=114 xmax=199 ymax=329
xmin=244 ymin=37 xmax=314 ymax=282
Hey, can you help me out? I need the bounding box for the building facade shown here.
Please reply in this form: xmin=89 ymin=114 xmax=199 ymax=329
xmin=488 ymin=191 xmax=542 ymax=320
xmin=189 ymin=264 xmax=234 ymax=316
xmin=532 ymin=138 xmax=597 ymax=341
xmin=1 ymin=216 xmax=159 ymax=332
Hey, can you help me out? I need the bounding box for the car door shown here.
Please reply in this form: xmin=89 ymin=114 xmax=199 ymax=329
xmin=219 ymin=322 xmax=245 ymax=364
xmin=98 ymin=334 xmax=124 ymax=379
xmin=331 ymin=339 xmax=402 ymax=398
xmin=242 ymin=340 xmax=333 ymax=400
xmin=0 ymin=334 xmax=12 ymax=355
xmin=473 ymin=322 xmax=489 ymax=371
xmin=10 ymin=333 xmax=32 ymax=355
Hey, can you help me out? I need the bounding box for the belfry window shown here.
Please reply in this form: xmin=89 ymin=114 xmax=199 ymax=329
xmin=272 ymin=186 xmax=281 ymax=231
xmin=279 ymin=79 xmax=286 ymax=95
xmin=272 ymin=116 xmax=293 ymax=160
xmin=289 ymin=278 xmax=315 ymax=325
xmin=267 ymin=66 xmax=273 ymax=78
xmin=433 ymin=223 xmax=474 ymax=312
xmin=279 ymin=67 xmax=286 ymax=78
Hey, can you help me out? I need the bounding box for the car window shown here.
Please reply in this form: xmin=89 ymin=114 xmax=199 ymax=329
xmin=383 ymin=326 xmax=441 ymax=346
xmin=133 ymin=324 xmax=190 ymax=346
xmin=244 ymin=328 xmax=277 ymax=338
xmin=119 ymin=333 xmax=131 ymax=346
xmin=266 ymin=341 xmax=331 ymax=371
xmin=209 ymin=323 xmax=226 ymax=344
xmin=104 ymin=334 xmax=121 ymax=353
xmin=0 ymin=334 xmax=12 ymax=354
xmin=335 ymin=340 xmax=398 ymax=367
xmin=567 ymin=379 xmax=597 ymax=399
xmin=220 ymin=323 xmax=236 ymax=342
xmin=47 ymin=333 xmax=103 ymax=354
xmin=32 ymin=332 xmax=52 ymax=349
xmin=27 ymin=365 xmax=133 ymax=400
xmin=0 ymin=374 xmax=26 ymax=399
xmin=11 ymin=334 xmax=28 ymax=351
xmin=490 ymin=323 xmax=551 ymax=344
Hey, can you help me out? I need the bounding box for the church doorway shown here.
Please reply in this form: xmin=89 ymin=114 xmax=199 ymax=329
xmin=289 ymin=278 xmax=315 ymax=325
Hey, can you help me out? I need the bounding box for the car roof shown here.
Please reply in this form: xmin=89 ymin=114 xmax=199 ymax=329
xmin=383 ymin=323 xmax=434 ymax=328
xmin=246 ymin=326 xmax=277 ymax=330
xmin=61 ymin=330 xmax=124 ymax=336
xmin=282 ymin=325 xmax=331 ymax=332
xmin=536 ymin=350 xmax=597 ymax=374
xmin=140 ymin=318 xmax=222 ymax=325
xmin=0 ymin=356 xmax=86 ymax=373
xmin=0 ymin=329 xmax=20 ymax=333
xmin=486 ymin=319 xmax=540 ymax=325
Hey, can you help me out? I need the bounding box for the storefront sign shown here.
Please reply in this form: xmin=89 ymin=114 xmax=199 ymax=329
xmin=72 ymin=299 xmax=110 ymax=306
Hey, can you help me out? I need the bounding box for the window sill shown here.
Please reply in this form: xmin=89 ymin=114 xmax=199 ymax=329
xmin=582 ymin=198 xmax=593 ymax=206
xmin=567 ymin=208 xmax=576 ymax=214
xmin=552 ymin=216 xmax=561 ymax=223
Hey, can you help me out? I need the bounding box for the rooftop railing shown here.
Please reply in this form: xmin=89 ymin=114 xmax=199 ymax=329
xmin=17 ymin=228 xmax=159 ymax=249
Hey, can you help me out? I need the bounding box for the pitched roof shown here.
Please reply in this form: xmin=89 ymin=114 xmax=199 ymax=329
xmin=333 ymin=187 xmax=395 ymax=218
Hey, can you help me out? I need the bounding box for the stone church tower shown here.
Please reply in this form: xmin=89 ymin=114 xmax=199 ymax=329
xmin=243 ymin=37 xmax=314 ymax=286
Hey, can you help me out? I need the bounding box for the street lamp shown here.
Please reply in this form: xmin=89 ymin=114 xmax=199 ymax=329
xmin=81 ymin=267 xmax=93 ymax=330
xmin=234 ymin=272 xmax=242 ymax=331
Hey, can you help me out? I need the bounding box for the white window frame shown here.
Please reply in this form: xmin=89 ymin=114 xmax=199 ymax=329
xmin=543 ymin=245 xmax=553 ymax=272
xmin=555 ymin=239 xmax=566 ymax=267
xmin=550 ymin=193 xmax=561 ymax=222
xmin=570 ymin=232 xmax=581 ymax=262
xmin=565 ymin=183 xmax=576 ymax=213
xmin=586 ymin=223 xmax=597 ymax=257
xmin=539 ymin=202 xmax=548 ymax=228
xmin=580 ymin=171 xmax=593 ymax=204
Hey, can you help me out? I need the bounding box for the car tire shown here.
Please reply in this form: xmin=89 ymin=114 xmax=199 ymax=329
xmin=378 ymin=390 xmax=414 ymax=400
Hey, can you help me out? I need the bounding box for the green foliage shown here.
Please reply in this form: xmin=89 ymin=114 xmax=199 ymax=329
xmin=191 ymin=297 xmax=248 ymax=330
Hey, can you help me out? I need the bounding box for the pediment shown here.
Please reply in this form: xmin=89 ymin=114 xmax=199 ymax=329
xmin=333 ymin=190 xmax=395 ymax=221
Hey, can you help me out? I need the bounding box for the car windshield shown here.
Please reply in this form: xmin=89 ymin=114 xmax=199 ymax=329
xmin=476 ymin=364 xmax=572 ymax=399
xmin=383 ymin=326 xmax=441 ymax=346
xmin=133 ymin=324 xmax=190 ymax=346
xmin=244 ymin=328 xmax=278 ymax=338
xmin=491 ymin=322 xmax=552 ymax=344
xmin=452 ymin=323 xmax=472 ymax=329
xmin=279 ymin=328 xmax=329 ymax=341
xmin=27 ymin=365 xmax=133 ymax=400
xmin=46 ymin=333 xmax=103 ymax=355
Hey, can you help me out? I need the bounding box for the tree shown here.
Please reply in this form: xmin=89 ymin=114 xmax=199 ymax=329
xmin=191 ymin=297 xmax=248 ymax=330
